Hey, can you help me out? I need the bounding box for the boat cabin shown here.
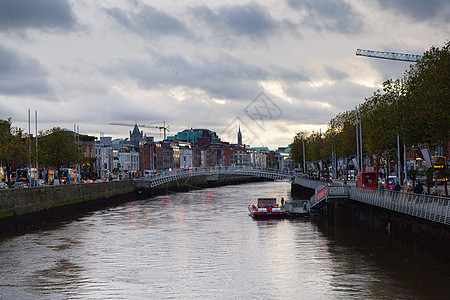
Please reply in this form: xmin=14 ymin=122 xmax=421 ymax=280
xmin=257 ymin=198 xmax=277 ymax=207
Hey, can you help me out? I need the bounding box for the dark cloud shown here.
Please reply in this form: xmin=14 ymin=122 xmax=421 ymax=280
xmin=285 ymin=81 xmax=374 ymax=117
xmin=118 ymin=53 xmax=261 ymax=100
xmin=0 ymin=44 xmax=52 ymax=96
xmin=325 ymin=66 xmax=349 ymax=81
xmin=191 ymin=3 xmax=279 ymax=41
xmin=0 ymin=0 xmax=77 ymax=32
xmin=374 ymin=0 xmax=450 ymax=23
xmin=104 ymin=50 xmax=309 ymax=101
xmin=287 ymin=0 xmax=366 ymax=34
xmin=104 ymin=4 xmax=189 ymax=39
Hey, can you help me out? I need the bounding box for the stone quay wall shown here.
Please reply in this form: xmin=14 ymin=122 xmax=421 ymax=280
xmin=0 ymin=180 xmax=135 ymax=220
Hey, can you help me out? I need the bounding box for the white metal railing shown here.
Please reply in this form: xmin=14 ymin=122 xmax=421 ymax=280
xmin=309 ymin=184 xmax=350 ymax=209
xmin=350 ymin=187 xmax=450 ymax=225
xmin=294 ymin=176 xmax=329 ymax=190
xmin=297 ymin=177 xmax=449 ymax=226
xmin=134 ymin=167 xmax=294 ymax=188
xmin=327 ymin=185 xmax=350 ymax=198
xmin=309 ymin=193 xmax=319 ymax=208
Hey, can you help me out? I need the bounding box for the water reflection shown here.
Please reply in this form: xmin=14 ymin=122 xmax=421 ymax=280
xmin=315 ymin=219 xmax=450 ymax=299
xmin=0 ymin=181 xmax=448 ymax=299
xmin=254 ymin=218 xmax=284 ymax=227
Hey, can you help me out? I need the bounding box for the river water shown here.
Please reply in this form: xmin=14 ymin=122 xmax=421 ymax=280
xmin=0 ymin=181 xmax=448 ymax=299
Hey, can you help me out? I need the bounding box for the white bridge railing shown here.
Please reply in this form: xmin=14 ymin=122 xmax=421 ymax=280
xmin=309 ymin=184 xmax=350 ymax=209
xmin=303 ymin=179 xmax=449 ymax=225
xmin=134 ymin=167 xmax=294 ymax=188
xmin=293 ymin=176 xmax=328 ymax=190
xmin=350 ymin=187 xmax=450 ymax=225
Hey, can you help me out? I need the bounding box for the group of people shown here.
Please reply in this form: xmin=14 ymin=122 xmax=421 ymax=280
xmin=379 ymin=181 xmax=424 ymax=194
xmin=379 ymin=181 xmax=401 ymax=191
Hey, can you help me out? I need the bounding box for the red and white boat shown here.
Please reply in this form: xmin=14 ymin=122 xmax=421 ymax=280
xmin=248 ymin=198 xmax=287 ymax=219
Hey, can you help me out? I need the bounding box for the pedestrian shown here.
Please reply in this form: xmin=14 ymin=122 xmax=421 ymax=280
xmin=394 ymin=182 xmax=401 ymax=191
xmin=413 ymin=182 xmax=423 ymax=194
xmin=281 ymin=197 xmax=285 ymax=207
xmin=406 ymin=184 xmax=413 ymax=194
xmin=387 ymin=182 xmax=395 ymax=190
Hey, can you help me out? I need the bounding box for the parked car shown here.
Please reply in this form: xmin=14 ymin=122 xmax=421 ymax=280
xmin=0 ymin=182 xmax=8 ymax=189
xmin=13 ymin=182 xmax=27 ymax=188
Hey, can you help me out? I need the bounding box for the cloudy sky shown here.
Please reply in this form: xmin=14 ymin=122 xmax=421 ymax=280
xmin=1 ymin=0 xmax=449 ymax=149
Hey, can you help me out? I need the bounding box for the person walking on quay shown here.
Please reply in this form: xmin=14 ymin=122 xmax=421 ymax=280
xmin=394 ymin=182 xmax=401 ymax=192
xmin=406 ymin=184 xmax=413 ymax=194
xmin=387 ymin=182 xmax=395 ymax=191
xmin=413 ymin=182 xmax=424 ymax=194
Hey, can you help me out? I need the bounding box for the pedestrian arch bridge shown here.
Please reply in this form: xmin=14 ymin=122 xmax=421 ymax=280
xmin=134 ymin=167 xmax=294 ymax=189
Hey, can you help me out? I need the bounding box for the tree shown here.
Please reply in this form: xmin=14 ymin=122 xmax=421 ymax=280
xmin=290 ymin=131 xmax=308 ymax=168
xmin=362 ymin=80 xmax=400 ymax=157
xmin=266 ymin=151 xmax=277 ymax=169
xmin=407 ymin=169 xmax=418 ymax=187
xmin=436 ymin=168 xmax=449 ymax=197
xmin=39 ymin=128 xmax=83 ymax=169
xmin=424 ymin=167 xmax=435 ymax=195
xmin=329 ymin=111 xmax=358 ymax=159
xmin=290 ymin=42 xmax=449 ymax=182
xmin=401 ymin=41 xmax=450 ymax=150
xmin=0 ymin=119 xmax=28 ymax=184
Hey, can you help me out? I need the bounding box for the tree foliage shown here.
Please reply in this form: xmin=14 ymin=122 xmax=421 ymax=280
xmin=290 ymin=131 xmax=308 ymax=164
xmin=290 ymin=41 xmax=449 ymax=171
xmin=0 ymin=118 xmax=28 ymax=182
xmin=39 ymin=127 xmax=83 ymax=169
xmin=401 ymin=41 xmax=450 ymax=148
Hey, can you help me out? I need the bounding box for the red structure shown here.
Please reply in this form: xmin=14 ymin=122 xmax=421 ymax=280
xmin=357 ymin=166 xmax=378 ymax=188
xmin=248 ymin=198 xmax=286 ymax=219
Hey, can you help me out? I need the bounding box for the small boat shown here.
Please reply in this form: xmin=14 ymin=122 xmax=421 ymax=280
xmin=248 ymin=198 xmax=287 ymax=219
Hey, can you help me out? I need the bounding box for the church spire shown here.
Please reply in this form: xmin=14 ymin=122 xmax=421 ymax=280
xmin=238 ymin=125 xmax=242 ymax=146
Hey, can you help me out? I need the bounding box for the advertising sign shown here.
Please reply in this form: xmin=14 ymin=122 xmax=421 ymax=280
xmin=317 ymin=186 xmax=328 ymax=201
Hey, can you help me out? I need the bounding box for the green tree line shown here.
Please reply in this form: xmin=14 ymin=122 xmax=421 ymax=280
xmin=290 ymin=41 xmax=449 ymax=173
xmin=0 ymin=121 xmax=87 ymax=183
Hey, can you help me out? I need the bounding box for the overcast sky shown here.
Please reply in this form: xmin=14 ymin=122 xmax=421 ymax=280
xmin=1 ymin=0 xmax=449 ymax=149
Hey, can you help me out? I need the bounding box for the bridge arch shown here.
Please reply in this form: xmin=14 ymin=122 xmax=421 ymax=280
xmin=134 ymin=168 xmax=294 ymax=189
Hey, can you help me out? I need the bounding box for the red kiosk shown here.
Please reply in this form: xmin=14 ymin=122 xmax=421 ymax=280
xmin=357 ymin=166 xmax=378 ymax=188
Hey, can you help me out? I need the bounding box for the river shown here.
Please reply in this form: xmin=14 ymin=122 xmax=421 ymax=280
xmin=0 ymin=181 xmax=448 ymax=299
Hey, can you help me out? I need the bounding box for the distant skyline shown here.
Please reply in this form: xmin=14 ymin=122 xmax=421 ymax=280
xmin=1 ymin=0 xmax=449 ymax=149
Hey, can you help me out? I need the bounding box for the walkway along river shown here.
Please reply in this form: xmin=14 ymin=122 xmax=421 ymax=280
xmin=0 ymin=181 xmax=448 ymax=299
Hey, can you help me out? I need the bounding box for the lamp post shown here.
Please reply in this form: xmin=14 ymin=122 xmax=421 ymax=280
xmin=302 ymin=139 xmax=306 ymax=173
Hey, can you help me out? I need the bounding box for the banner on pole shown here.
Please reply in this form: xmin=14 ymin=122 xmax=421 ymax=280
xmin=421 ymin=148 xmax=432 ymax=168
xmin=352 ymin=158 xmax=358 ymax=170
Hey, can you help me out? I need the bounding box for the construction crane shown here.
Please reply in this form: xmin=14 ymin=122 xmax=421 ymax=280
xmin=356 ymin=49 xmax=422 ymax=62
xmin=109 ymin=121 xmax=170 ymax=140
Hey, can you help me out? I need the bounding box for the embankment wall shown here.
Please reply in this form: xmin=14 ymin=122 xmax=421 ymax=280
xmin=327 ymin=200 xmax=450 ymax=253
xmin=0 ymin=181 xmax=135 ymax=233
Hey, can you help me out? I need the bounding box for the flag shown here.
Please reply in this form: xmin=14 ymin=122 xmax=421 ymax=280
xmin=421 ymin=148 xmax=432 ymax=168
xmin=352 ymin=158 xmax=358 ymax=170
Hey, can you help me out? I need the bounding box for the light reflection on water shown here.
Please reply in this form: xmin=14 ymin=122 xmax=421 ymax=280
xmin=0 ymin=181 xmax=448 ymax=299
